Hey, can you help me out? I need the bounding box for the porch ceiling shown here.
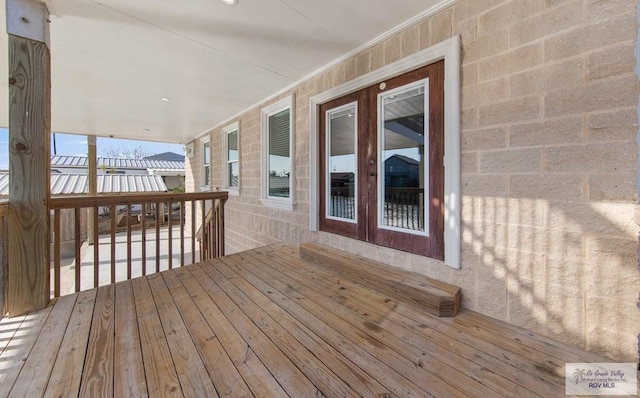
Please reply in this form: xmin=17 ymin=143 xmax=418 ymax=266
xmin=0 ymin=0 xmax=449 ymax=144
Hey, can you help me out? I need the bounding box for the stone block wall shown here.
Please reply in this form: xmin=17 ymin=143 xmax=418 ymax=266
xmin=189 ymin=0 xmax=639 ymax=361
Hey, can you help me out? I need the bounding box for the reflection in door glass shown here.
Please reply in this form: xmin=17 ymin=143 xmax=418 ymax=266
xmin=379 ymin=81 xmax=428 ymax=233
xmin=327 ymin=103 xmax=357 ymax=221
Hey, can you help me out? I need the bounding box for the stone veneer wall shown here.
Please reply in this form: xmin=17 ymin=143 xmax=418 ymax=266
xmin=187 ymin=0 xmax=640 ymax=361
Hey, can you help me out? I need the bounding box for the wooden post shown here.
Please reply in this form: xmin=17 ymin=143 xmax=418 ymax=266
xmin=87 ymin=135 xmax=97 ymax=244
xmin=6 ymin=0 xmax=51 ymax=315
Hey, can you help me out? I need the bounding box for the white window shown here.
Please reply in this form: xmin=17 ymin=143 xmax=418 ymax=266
xmin=260 ymin=95 xmax=295 ymax=210
xmin=223 ymin=121 xmax=240 ymax=195
xmin=200 ymin=136 xmax=211 ymax=190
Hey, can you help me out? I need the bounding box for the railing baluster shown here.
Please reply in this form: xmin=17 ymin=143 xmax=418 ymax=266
xmin=110 ymin=205 xmax=116 ymax=284
xmin=180 ymin=200 xmax=185 ymax=267
xmin=141 ymin=204 xmax=146 ymax=276
xmin=191 ymin=200 xmax=196 ymax=264
xmin=209 ymin=199 xmax=215 ymax=258
xmin=127 ymin=204 xmax=132 ymax=280
xmin=200 ymin=200 xmax=206 ymax=261
xmin=93 ymin=206 xmax=99 ymax=289
xmin=219 ymin=198 xmax=225 ymax=257
xmin=74 ymin=208 xmax=81 ymax=293
xmin=53 ymin=209 xmax=61 ymax=297
xmin=155 ymin=202 xmax=160 ymax=273
xmin=168 ymin=201 xmax=173 ymax=270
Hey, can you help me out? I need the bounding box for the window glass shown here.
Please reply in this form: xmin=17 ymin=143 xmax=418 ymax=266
xmin=379 ymin=82 xmax=428 ymax=234
xmin=203 ymin=141 xmax=210 ymax=186
xmin=268 ymin=109 xmax=290 ymax=198
xmin=227 ymin=129 xmax=239 ymax=188
xmin=327 ymin=104 xmax=357 ymax=221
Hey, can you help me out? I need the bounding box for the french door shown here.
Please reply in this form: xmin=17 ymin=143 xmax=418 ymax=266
xmin=319 ymin=61 xmax=444 ymax=258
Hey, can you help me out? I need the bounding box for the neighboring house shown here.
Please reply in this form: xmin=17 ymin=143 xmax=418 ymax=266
xmin=50 ymin=154 xmax=185 ymax=191
xmin=185 ymin=1 xmax=640 ymax=364
xmin=384 ymin=154 xmax=419 ymax=188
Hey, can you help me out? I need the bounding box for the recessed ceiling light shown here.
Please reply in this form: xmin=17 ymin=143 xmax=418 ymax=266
xmin=221 ymin=0 xmax=238 ymax=5
xmin=161 ymin=97 xmax=170 ymax=102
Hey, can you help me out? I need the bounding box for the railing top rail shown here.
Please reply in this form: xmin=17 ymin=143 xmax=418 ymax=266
xmin=50 ymin=191 xmax=229 ymax=210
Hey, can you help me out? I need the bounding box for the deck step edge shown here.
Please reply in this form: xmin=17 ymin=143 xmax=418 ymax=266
xmin=299 ymin=242 xmax=461 ymax=317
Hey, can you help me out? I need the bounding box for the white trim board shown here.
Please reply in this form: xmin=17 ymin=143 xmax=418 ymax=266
xmin=309 ymin=35 xmax=461 ymax=269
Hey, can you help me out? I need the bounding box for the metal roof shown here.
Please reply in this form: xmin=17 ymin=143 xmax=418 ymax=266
xmin=0 ymin=173 xmax=168 ymax=196
xmin=50 ymin=155 xmax=184 ymax=170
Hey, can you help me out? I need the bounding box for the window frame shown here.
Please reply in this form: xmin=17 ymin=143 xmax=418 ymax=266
xmin=260 ymin=95 xmax=295 ymax=210
xmin=222 ymin=121 xmax=240 ymax=195
xmin=309 ymin=36 xmax=461 ymax=268
xmin=200 ymin=135 xmax=211 ymax=191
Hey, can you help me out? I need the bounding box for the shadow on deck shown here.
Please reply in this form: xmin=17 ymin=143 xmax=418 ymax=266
xmin=1 ymin=243 xmax=616 ymax=397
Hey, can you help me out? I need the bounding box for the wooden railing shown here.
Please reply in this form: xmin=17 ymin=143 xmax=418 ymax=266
xmin=196 ymin=199 xmax=225 ymax=261
xmin=0 ymin=201 xmax=8 ymax=317
xmin=49 ymin=191 xmax=228 ymax=297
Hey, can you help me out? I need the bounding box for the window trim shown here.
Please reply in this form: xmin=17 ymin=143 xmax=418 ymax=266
xmin=309 ymin=35 xmax=461 ymax=268
xmin=260 ymin=95 xmax=295 ymax=210
xmin=222 ymin=121 xmax=240 ymax=195
xmin=200 ymin=135 xmax=211 ymax=191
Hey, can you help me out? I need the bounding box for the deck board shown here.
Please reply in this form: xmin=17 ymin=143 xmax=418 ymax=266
xmin=0 ymin=243 xmax=622 ymax=398
xmin=8 ymin=294 xmax=76 ymax=398
xmin=80 ymin=284 xmax=115 ymax=398
xmin=0 ymin=307 xmax=52 ymax=397
xmin=113 ymin=281 xmax=147 ymax=398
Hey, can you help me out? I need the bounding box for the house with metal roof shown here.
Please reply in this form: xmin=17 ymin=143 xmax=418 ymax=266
xmin=0 ymin=172 xmax=168 ymax=197
xmin=50 ymin=155 xmax=185 ymax=190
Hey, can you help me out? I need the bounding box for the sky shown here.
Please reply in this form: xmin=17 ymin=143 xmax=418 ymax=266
xmin=0 ymin=128 xmax=184 ymax=170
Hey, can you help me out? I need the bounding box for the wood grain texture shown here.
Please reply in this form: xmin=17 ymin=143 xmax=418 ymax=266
xmin=44 ymin=290 xmax=97 ymax=398
xmin=79 ymin=285 xmax=115 ymax=397
xmin=131 ymin=276 xmax=182 ymax=397
xmin=6 ymin=33 xmax=51 ymax=315
xmin=8 ymin=295 xmax=76 ymax=398
xmin=162 ymin=269 xmax=253 ymax=398
xmin=0 ymin=307 xmax=52 ymax=397
xmin=0 ymin=244 xmax=619 ymax=397
xmin=114 ymin=281 xmax=147 ymax=398
xmin=300 ymin=242 xmax=461 ymax=316
xmin=173 ymin=267 xmax=287 ymax=397
xmin=146 ymin=273 xmax=219 ymax=397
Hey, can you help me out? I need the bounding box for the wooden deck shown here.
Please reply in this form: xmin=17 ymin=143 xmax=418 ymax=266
xmin=0 ymin=244 xmax=615 ymax=397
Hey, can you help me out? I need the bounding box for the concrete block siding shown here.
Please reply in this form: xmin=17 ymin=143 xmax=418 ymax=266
xmin=187 ymin=0 xmax=640 ymax=361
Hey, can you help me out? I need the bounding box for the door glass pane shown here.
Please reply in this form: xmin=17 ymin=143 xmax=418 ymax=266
xmin=269 ymin=109 xmax=290 ymax=198
xmin=379 ymin=81 xmax=428 ymax=234
xmin=327 ymin=104 xmax=357 ymax=221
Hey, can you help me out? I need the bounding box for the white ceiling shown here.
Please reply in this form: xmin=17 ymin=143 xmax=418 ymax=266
xmin=1 ymin=0 xmax=448 ymax=144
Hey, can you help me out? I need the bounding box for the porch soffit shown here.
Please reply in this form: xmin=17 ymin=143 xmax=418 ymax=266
xmin=0 ymin=0 xmax=454 ymax=144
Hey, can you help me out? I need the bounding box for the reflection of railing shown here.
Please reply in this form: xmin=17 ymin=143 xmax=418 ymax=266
xmin=329 ymin=195 xmax=355 ymax=220
xmin=0 ymin=201 xmax=7 ymax=316
xmin=49 ymin=192 xmax=228 ymax=297
xmin=383 ymin=188 xmax=423 ymax=231
xmin=329 ymin=188 xmax=423 ymax=231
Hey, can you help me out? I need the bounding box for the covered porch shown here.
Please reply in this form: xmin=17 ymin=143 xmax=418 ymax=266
xmin=0 ymin=244 xmax=611 ymax=397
